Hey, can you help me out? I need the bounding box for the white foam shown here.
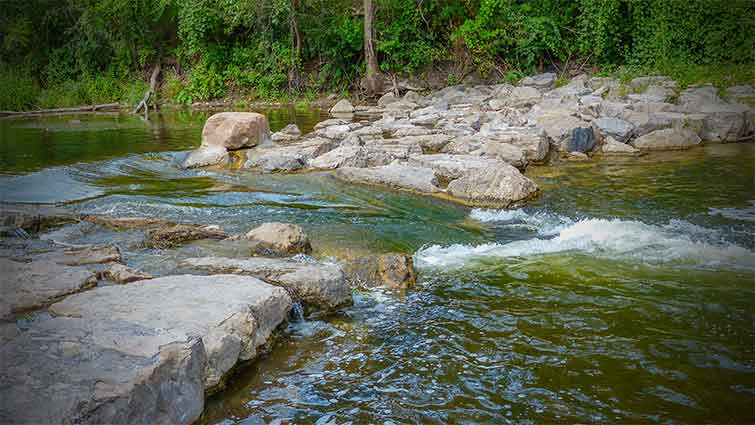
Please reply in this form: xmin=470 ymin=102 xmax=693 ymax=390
xmin=469 ymin=208 xmax=573 ymax=236
xmin=416 ymin=217 xmax=755 ymax=271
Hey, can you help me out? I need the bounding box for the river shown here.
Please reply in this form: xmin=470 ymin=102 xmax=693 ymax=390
xmin=1 ymin=110 xmax=753 ymax=424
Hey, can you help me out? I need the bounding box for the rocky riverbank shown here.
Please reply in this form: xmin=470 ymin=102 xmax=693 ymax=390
xmin=180 ymin=74 xmax=754 ymax=208
xmin=1 ymin=72 xmax=753 ymax=424
xmin=0 ymin=203 xmax=416 ymax=424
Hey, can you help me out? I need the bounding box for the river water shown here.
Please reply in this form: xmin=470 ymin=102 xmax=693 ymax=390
xmin=1 ymin=110 xmax=753 ymax=424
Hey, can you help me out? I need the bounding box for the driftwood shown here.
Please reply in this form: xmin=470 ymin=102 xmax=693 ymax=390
xmin=132 ymin=63 xmax=161 ymax=120
xmin=0 ymin=103 xmax=121 ymax=118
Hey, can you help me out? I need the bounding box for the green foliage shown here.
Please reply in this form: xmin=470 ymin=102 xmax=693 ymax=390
xmin=0 ymin=66 xmax=41 ymax=111
xmin=0 ymin=0 xmax=752 ymax=110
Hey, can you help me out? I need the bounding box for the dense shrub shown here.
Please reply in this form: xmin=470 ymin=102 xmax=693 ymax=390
xmin=0 ymin=0 xmax=752 ymax=109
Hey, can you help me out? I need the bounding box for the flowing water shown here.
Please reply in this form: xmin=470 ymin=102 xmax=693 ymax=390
xmin=1 ymin=110 xmax=754 ymax=424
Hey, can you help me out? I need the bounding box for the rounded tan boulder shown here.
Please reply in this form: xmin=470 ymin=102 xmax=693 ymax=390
xmin=201 ymin=112 xmax=271 ymax=150
xmin=244 ymin=222 xmax=312 ymax=256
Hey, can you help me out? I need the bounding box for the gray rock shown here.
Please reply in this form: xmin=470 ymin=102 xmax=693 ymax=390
xmin=478 ymin=124 xmax=549 ymax=161
xmin=403 ymin=90 xmax=425 ymax=105
xmin=592 ymin=117 xmax=635 ymax=143
xmin=394 ymin=134 xmax=453 ymax=153
xmin=407 ymin=154 xmax=510 ymax=180
xmin=181 ymin=146 xmax=229 ymax=169
xmin=520 ymin=73 xmax=557 ymax=91
xmin=146 ymin=224 xmax=228 ymax=249
xmin=182 ymin=257 xmax=350 ymax=309
xmin=102 ymin=263 xmax=152 ymax=284
xmin=37 ymin=245 xmax=122 ymax=266
xmin=314 ymin=118 xmax=350 ymax=130
xmin=245 ymin=137 xmax=338 ymax=172
xmin=271 ymin=124 xmax=302 ymax=143
xmin=0 ymin=316 xmax=206 ymax=425
xmin=201 ymin=112 xmax=271 ymax=150
xmin=446 ymin=166 xmax=538 ymax=208
xmin=308 ymin=145 xmax=415 ymax=170
xmin=335 ymin=163 xmax=441 ymax=194
xmin=622 ymin=111 xmax=704 ymax=138
xmin=49 ymin=274 xmax=292 ymax=391
xmin=630 ymin=128 xmax=702 ymax=151
xmin=330 ymin=99 xmax=354 ymax=114
xmin=630 ymin=76 xmax=677 ymax=91
xmin=243 ymin=222 xmax=312 ymax=256
xmin=484 ymin=141 xmax=527 ymax=168
xmin=536 ymin=113 xmax=593 ymax=152
xmin=506 ymin=86 xmax=542 ymax=108
xmin=0 ymin=258 xmax=97 ymax=320
xmin=601 ymin=136 xmax=639 ymax=155
xmin=377 ymin=92 xmax=399 ymax=107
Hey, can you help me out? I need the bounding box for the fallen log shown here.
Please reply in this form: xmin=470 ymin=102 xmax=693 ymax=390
xmin=0 ymin=103 xmax=121 ymax=118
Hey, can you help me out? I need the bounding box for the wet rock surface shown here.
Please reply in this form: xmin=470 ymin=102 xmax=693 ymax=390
xmin=182 ymin=257 xmax=350 ymax=309
xmin=147 ymin=224 xmax=228 ymax=249
xmin=342 ymin=253 xmax=417 ymax=289
xmin=242 ymin=222 xmax=313 ymax=256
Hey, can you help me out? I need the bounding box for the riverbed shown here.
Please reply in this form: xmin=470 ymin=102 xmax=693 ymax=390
xmin=1 ymin=110 xmax=753 ymax=424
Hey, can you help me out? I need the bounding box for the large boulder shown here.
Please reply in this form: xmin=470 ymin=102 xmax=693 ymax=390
xmin=0 ymin=317 xmax=206 ymax=425
xmin=330 ymin=99 xmax=355 ymax=114
xmin=243 ymin=222 xmax=312 ymax=256
xmin=308 ymin=145 xmax=416 ymax=170
xmin=182 ymin=257 xmax=350 ymax=309
xmin=49 ymin=275 xmax=292 ymax=391
xmin=446 ymin=166 xmax=538 ymax=208
xmin=630 ymin=128 xmax=702 ymax=151
xmin=201 ymin=112 xmax=271 ymax=151
xmin=0 ymin=258 xmax=97 ymax=320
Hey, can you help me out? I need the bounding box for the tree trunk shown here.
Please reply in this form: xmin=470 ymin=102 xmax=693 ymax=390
xmin=132 ymin=63 xmax=162 ymax=120
xmin=363 ymin=0 xmax=382 ymax=96
xmin=288 ymin=0 xmax=303 ymax=91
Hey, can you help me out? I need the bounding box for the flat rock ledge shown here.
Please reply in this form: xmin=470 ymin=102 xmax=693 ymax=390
xmin=0 ymin=274 xmax=292 ymax=425
xmin=334 ymin=158 xmax=538 ymax=208
xmin=183 ymin=257 xmax=351 ymax=310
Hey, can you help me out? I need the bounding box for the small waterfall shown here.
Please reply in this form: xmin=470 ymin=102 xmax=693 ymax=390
xmin=291 ymin=300 xmax=305 ymax=322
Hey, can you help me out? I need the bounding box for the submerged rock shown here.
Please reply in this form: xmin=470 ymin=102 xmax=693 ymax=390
xmin=183 ymin=257 xmax=350 ymax=309
xmin=0 ymin=258 xmax=97 ymax=320
xmin=243 ymin=222 xmax=312 ymax=256
xmin=37 ymin=245 xmax=122 ymax=266
xmin=82 ymin=215 xmax=173 ymax=230
xmin=0 ymin=204 xmax=76 ymax=234
xmin=147 ymin=224 xmax=228 ymax=249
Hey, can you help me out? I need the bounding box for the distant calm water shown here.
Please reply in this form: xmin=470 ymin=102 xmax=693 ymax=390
xmin=1 ymin=111 xmax=753 ymax=424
